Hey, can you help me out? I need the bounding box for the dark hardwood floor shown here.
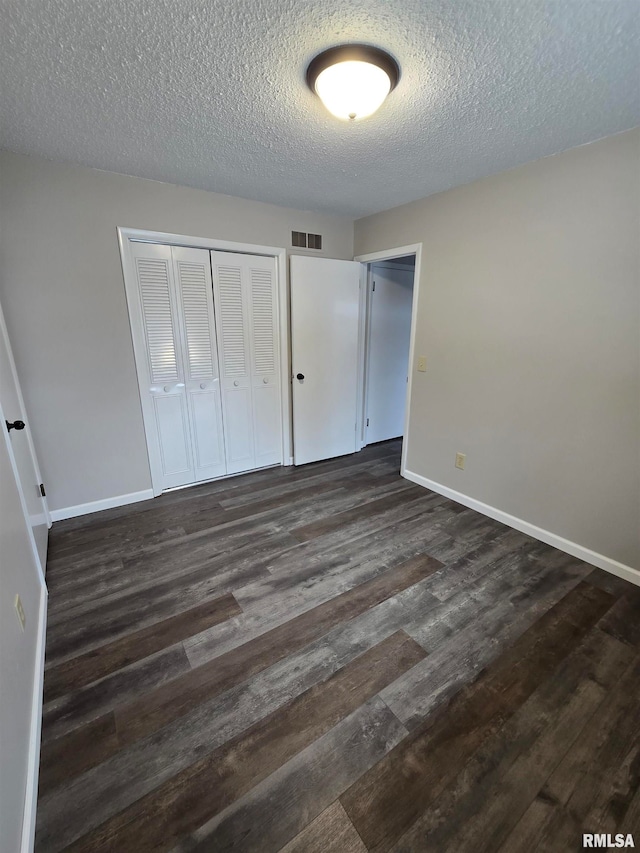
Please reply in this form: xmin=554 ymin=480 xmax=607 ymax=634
xmin=36 ymin=441 xmax=640 ymax=852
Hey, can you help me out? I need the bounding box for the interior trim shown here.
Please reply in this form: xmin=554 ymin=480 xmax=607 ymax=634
xmin=354 ymin=243 xmax=423 ymax=473
xmin=403 ymin=468 xmax=640 ymax=587
xmin=20 ymin=584 xmax=47 ymax=853
xmin=49 ymin=489 xmax=155 ymax=522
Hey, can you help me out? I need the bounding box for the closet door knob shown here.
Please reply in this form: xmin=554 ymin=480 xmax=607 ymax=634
xmin=263 ymin=378 xmax=268 ymax=384
xmin=296 ymin=373 xmax=305 ymax=381
xmin=200 ymin=383 xmax=206 ymax=389
xmin=6 ymin=419 xmax=25 ymax=432
xmin=163 ymin=385 xmax=171 ymax=392
xmin=234 ymin=380 xmax=239 ymax=387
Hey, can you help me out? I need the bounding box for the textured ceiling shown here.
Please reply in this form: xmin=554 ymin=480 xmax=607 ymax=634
xmin=1 ymin=0 xmax=639 ymax=217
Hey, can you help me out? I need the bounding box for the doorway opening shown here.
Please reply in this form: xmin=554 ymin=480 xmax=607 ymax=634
xmin=355 ymin=244 xmax=422 ymax=475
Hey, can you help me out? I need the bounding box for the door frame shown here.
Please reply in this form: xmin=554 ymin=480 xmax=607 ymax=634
xmin=354 ymin=243 xmax=422 ymax=477
xmin=117 ymin=227 xmax=291 ymax=496
xmin=361 ymin=259 xmax=416 ymax=450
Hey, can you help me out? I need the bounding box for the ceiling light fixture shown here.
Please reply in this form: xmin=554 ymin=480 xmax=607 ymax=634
xmin=306 ymin=44 xmax=400 ymax=121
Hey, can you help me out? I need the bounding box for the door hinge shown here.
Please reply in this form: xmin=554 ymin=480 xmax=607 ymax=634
xmin=366 ymin=418 xmax=369 ymax=427
xmin=39 ymin=483 xmax=46 ymax=497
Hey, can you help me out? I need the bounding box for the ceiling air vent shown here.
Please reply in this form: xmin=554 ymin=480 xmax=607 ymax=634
xmin=291 ymin=231 xmax=307 ymax=248
xmin=307 ymin=233 xmax=322 ymax=250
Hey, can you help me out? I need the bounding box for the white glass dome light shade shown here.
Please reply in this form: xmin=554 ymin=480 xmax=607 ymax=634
xmin=307 ymin=45 xmax=400 ymax=122
xmin=314 ymin=60 xmax=391 ymax=121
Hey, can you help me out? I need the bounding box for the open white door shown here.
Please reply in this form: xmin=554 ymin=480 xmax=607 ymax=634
xmin=0 ymin=303 xmax=49 ymax=572
xmin=365 ymin=263 xmax=414 ymax=444
xmin=290 ymin=256 xmax=362 ymax=465
xmin=0 ymin=406 xmax=47 ymax=853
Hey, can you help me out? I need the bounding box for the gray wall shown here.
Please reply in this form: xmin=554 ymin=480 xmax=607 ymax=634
xmin=0 ymin=151 xmax=354 ymax=512
xmin=355 ymin=129 xmax=640 ymax=569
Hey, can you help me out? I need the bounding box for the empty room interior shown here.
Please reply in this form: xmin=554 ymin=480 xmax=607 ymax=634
xmin=1 ymin=1 xmax=640 ymax=851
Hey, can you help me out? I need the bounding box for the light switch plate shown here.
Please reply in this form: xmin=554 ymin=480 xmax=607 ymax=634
xmin=417 ymin=356 xmax=427 ymax=372
xmin=455 ymin=452 xmax=466 ymax=470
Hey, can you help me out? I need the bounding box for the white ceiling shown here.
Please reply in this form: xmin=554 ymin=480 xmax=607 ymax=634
xmin=1 ymin=0 xmax=638 ymax=218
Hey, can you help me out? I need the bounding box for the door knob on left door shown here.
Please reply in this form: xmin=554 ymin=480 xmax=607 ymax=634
xmin=296 ymin=373 xmax=305 ymax=381
xmin=6 ymin=419 xmax=25 ymax=432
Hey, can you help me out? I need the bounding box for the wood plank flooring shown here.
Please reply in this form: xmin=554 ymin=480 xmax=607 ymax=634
xmin=36 ymin=441 xmax=640 ymax=852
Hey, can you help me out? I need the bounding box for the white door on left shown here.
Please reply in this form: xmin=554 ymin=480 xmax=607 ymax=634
xmin=0 ymin=302 xmax=49 ymax=573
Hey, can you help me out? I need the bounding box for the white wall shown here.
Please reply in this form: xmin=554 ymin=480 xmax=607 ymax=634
xmin=355 ymin=129 xmax=640 ymax=571
xmin=0 ymin=384 xmax=46 ymax=853
xmin=0 ymin=151 xmax=354 ymax=513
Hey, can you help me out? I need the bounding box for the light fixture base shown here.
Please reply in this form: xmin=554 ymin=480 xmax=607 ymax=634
xmin=306 ymin=44 xmax=400 ymax=94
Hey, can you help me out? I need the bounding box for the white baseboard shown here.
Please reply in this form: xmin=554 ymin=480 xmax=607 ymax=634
xmin=49 ymin=489 xmax=155 ymax=522
xmin=403 ymin=469 xmax=640 ymax=588
xmin=21 ymin=584 xmax=47 ymax=853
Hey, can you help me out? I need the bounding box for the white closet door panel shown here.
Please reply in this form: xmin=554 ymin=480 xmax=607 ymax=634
xmin=128 ymin=241 xmax=194 ymax=492
xmin=248 ymin=258 xmax=282 ymax=466
xmin=223 ymin=387 xmax=255 ymax=474
xmin=136 ymin=256 xmax=180 ymax=384
xmin=172 ymin=249 xmax=220 ymax=381
xmin=252 ymin=382 xmax=281 ymax=466
xmin=177 ymin=264 xmax=216 ymax=380
xmin=127 ymin=242 xmax=283 ymax=493
xmin=189 ymin=389 xmax=226 ymax=477
xmin=153 ymin=393 xmax=193 ymax=485
xmin=173 ymin=246 xmax=227 ymax=483
xmin=214 ymin=260 xmax=249 ymax=380
xmin=249 ymin=263 xmax=277 ymax=376
xmin=211 ymin=251 xmax=255 ymax=471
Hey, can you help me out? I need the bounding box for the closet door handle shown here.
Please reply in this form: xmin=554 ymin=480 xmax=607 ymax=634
xmin=200 ymin=383 xmax=207 ymax=389
xmin=6 ymin=419 xmax=25 ymax=432
xmin=296 ymin=373 xmax=305 ymax=381
xmin=263 ymin=378 xmax=269 ymax=384
xmin=234 ymin=380 xmax=239 ymax=387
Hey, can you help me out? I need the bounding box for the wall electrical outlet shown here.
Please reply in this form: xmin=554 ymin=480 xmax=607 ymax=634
xmin=417 ymin=356 xmax=427 ymax=372
xmin=455 ymin=452 xmax=466 ymax=470
xmin=14 ymin=594 xmax=26 ymax=631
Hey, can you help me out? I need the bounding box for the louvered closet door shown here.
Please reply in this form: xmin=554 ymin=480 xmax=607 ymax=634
xmin=128 ymin=242 xmax=194 ymax=490
xmin=211 ymin=250 xmax=282 ymax=475
xmin=172 ymin=247 xmax=226 ymax=481
xmin=248 ymin=258 xmax=283 ymax=467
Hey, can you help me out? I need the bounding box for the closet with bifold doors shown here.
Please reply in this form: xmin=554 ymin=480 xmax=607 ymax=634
xmin=125 ymin=241 xmax=283 ymax=493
